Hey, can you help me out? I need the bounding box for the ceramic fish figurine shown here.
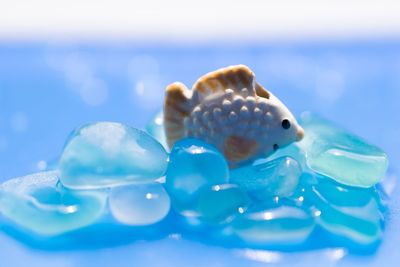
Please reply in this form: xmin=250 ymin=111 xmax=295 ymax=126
xmin=164 ymin=65 xmax=304 ymax=167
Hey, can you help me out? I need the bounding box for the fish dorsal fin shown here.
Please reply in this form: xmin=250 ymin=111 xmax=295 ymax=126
xmin=192 ymin=65 xmax=256 ymax=101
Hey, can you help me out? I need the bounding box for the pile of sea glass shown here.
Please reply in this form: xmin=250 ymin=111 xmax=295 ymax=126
xmin=0 ymin=112 xmax=389 ymax=251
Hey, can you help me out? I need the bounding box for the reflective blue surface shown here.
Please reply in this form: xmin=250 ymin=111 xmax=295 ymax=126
xmin=0 ymin=41 xmax=399 ymax=266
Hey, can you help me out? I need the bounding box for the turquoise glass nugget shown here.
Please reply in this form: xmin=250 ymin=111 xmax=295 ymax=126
xmin=0 ymin=171 xmax=106 ymax=236
xmin=299 ymin=113 xmax=388 ymax=188
xmin=145 ymin=111 xmax=168 ymax=150
xmin=196 ymin=183 xmax=249 ymax=224
xmin=296 ymin=175 xmax=383 ymax=246
xmin=109 ymin=183 xmax=171 ymax=226
xmin=59 ymin=122 xmax=168 ymax=189
xmin=230 ymin=157 xmax=301 ymax=199
xmin=165 ymin=138 xmax=229 ymax=215
xmin=230 ymin=205 xmax=315 ymax=245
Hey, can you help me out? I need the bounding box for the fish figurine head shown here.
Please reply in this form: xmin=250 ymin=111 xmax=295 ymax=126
xmin=257 ymin=93 xmax=304 ymax=157
xmin=163 ymin=64 xmax=304 ymax=167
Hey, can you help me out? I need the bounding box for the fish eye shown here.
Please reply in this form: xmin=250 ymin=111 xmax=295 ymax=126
xmin=273 ymin=144 xmax=279 ymax=151
xmin=282 ymin=119 xmax=291 ymax=130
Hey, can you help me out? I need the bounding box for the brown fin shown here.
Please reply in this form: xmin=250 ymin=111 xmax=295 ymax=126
xmin=223 ymin=135 xmax=259 ymax=164
xmin=255 ymin=82 xmax=270 ymax=99
xmin=164 ymin=82 xmax=191 ymax=148
xmin=192 ymin=65 xmax=256 ymax=101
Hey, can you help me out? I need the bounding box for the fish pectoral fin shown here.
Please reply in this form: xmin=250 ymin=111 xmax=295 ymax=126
xmin=223 ymin=135 xmax=259 ymax=164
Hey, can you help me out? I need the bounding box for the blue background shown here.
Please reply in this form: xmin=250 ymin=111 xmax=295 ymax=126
xmin=0 ymin=40 xmax=399 ymax=266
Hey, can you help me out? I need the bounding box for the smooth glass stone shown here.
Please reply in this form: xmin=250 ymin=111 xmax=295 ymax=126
xmin=297 ymin=175 xmax=383 ymax=246
xmin=145 ymin=111 xmax=169 ymax=151
xmin=313 ymin=176 xmax=381 ymax=207
xmin=0 ymin=171 xmax=106 ymax=236
xmin=196 ymin=184 xmax=250 ymax=224
xmin=165 ymin=138 xmax=229 ymax=215
xmin=109 ymin=183 xmax=171 ymax=226
xmin=230 ymin=206 xmax=315 ymax=245
xmin=298 ymin=112 xmax=388 ymax=188
xmin=59 ymin=122 xmax=168 ymax=189
xmin=264 ymin=143 xmax=308 ymax=171
xmin=230 ymin=157 xmax=301 ymax=199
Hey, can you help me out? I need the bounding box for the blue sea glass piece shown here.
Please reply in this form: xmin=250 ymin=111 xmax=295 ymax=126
xmin=0 ymin=171 xmax=106 ymax=236
xmin=264 ymin=143 xmax=308 ymax=171
xmin=296 ymin=175 xmax=383 ymax=246
xmin=298 ymin=113 xmax=389 ymax=188
xmin=196 ymin=184 xmax=249 ymax=224
xmin=230 ymin=205 xmax=315 ymax=245
xmin=59 ymin=122 xmax=168 ymax=189
xmin=165 ymin=138 xmax=229 ymax=215
xmin=109 ymin=183 xmax=171 ymax=226
xmin=145 ymin=111 xmax=169 ymax=150
xmin=230 ymin=157 xmax=302 ymax=200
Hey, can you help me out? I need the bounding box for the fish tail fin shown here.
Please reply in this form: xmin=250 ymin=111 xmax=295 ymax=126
xmin=164 ymin=82 xmax=191 ymax=148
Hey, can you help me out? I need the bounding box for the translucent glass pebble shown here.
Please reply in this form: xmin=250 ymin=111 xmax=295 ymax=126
xmin=230 ymin=206 xmax=315 ymax=245
xmin=59 ymin=122 xmax=168 ymax=189
xmin=109 ymin=183 xmax=171 ymax=226
xmin=196 ymin=184 xmax=249 ymax=224
xmin=265 ymin=143 xmax=307 ymax=171
xmin=230 ymin=157 xmax=302 ymax=200
xmin=145 ymin=111 xmax=168 ymax=150
xmin=165 ymin=138 xmax=229 ymax=215
xmin=296 ymin=175 xmax=384 ymax=246
xmin=0 ymin=171 xmax=106 ymax=236
xmin=299 ymin=113 xmax=389 ymax=188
